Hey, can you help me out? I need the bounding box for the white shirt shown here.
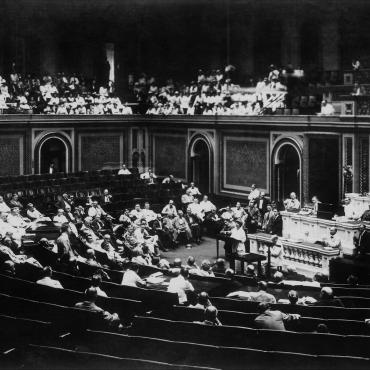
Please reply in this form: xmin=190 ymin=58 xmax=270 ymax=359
xmin=141 ymin=209 xmax=156 ymax=222
xmin=167 ymin=275 xmax=194 ymax=304
xmin=248 ymin=189 xmax=260 ymax=201
xmin=200 ymin=200 xmax=216 ymax=213
xmin=118 ymin=168 xmax=131 ymax=175
xmin=27 ymin=209 xmax=43 ymax=220
xmin=7 ymin=214 xmax=27 ymax=228
xmin=188 ymin=187 xmax=201 ymax=196
xmin=162 ymin=204 xmax=178 ymax=217
xmin=0 ymin=202 xmax=10 ymax=213
xmin=36 ymin=277 xmax=63 ymax=289
xmin=53 ymin=215 xmax=69 ymax=224
xmin=121 ymin=269 xmax=144 ymax=287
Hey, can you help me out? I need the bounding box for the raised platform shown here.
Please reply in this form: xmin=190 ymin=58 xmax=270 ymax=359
xmin=281 ymin=211 xmax=361 ymax=256
xmin=249 ymin=232 xmax=340 ymax=278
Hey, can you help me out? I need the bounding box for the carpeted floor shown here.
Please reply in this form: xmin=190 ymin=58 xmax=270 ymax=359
xmin=161 ymin=236 xmax=227 ymax=266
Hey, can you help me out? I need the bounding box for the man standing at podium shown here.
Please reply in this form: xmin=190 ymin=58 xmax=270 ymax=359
xmin=323 ymin=227 xmax=342 ymax=257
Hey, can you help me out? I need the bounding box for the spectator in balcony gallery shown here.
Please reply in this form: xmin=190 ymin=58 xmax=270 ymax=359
xmin=254 ymin=302 xmax=300 ymax=331
xmin=354 ymin=224 xmax=370 ymax=256
xmin=118 ymin=164 xmax=131 ymax=175
xmin=36 ymin=266 xmax=63 ymax=289
xmin=318 ymin=100 xmax=335 ymax=116
xmin=284 ymin=192 xmax=301 ymax=211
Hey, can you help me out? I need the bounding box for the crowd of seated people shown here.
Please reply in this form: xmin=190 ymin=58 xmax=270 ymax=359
xmin=131 ymin=65 xmax=288 ymax=116
xmin=0 ymin=66 xmax=133 ymax=114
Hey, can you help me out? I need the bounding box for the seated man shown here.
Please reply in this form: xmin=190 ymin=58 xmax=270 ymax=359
xmin=118 ymin=164 xmax=131 ymax=175
xmin=314 ymin=287 xmax=344 ymax=307
xmin=231 ymin=202 xmax=246 ymax=220
xmin=75 ymin=287 xmax=121 ymax=329
xmin=199 ymin=195 xmax=216 ymax=215
xmin=187 ymin=198 xmax=205 ymax=222
xmin=26 ymin=203 xmax=45 ymax=222
xmin=0 ymin=196 xmax=10 ymax=213
xmin=121 ymin=263 xmax=146 ymax=287
xmin=284 ymin=192 xmax=301 ymax=212
xmin=185 ymin=256 xmax=199 ymax=271
xmin=162 ymin=174 xmax=177 ymax=184
xmin=227 ymin=281 xmax=277 ymax=304
xmin=89 ymin=274 xmax=108 ymax=297
xmin=181 ymin=189 xmax=194 ymax=211
xmin=141 ymin=202 xmax=157 ymax=223
xmin=53 ymin=209 xmax=69 ymax=224
xmin=162 ymin=200 xmax=178 ymax=217
xmin=140 ymin=167 xmax=157 ymax=180
xmin=7 ymin=207 xmax=29 ymax=230
xmin=134 ymin=219 xmax=159 ymax=255
xmin=9 ymin=194 xmax=24 ymax=210
xmin=129 ymin=204 xmax=143 ymax=221
xmin=194 ymin=306 xmax=222 ymax=326
xmin=173 ymin=210 xmax=192 ymax=247
xmin=254 ymin=302 xmax=300 ymax=331
xmin=212 ymin=258 xmax=226 ymax=274
xmin=167 ymin=267 xmax=194 ymax=304
xmin=36 ymin=266 xmax=63 ymax=289
xmin=187 ymin=182 xmax=201 ymax=197
xmin=220 ymin=206 xmax=233 ymax=221
xmin=88 ymin=200 xmax=107 ymax=219
xmin=191 ymin=259 xmax=215 ymax=277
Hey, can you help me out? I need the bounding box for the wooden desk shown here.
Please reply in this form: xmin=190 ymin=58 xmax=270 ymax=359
xmin=231 ymin=253 xmax=266 ymax=277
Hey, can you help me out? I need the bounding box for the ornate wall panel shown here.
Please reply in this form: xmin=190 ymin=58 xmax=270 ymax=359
xmin=153 ymin=134 xmax=186 ymax=178
xmin=0 ymin=136 xmax=23 ymax=175
xmin=223 ymin=136 xmax=269 ymax=193
xmin=79 ymin=134 xmax=121 ymax=171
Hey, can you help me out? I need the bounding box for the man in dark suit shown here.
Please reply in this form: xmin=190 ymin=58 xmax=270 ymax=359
xmin=270 ymin=208 xmax=283 ymax=236
xmin=257 ymin=192 xmax=269 ymax=216
xmin=354 ymin=224 xmax=370 ymax=256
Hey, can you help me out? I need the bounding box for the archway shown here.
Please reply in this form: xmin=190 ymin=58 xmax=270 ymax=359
xmin=39 ymin=137 xmax=67 ymax=174
xmin=273 ymin=143 xmax=301 ymax=203
xmin=190 ymin=138 xmax=211 ymax=194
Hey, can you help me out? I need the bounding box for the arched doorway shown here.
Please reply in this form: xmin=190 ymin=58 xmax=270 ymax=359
xmin=39 ymin=137 xmax=67 ymax=174
xmin=274 ymin=143 xmax=301 ymax=203
xmin=190 ymin=138 xmax=211 ymax=194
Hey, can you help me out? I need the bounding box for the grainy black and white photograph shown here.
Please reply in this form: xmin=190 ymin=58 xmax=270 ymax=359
xmin=1 ymin=0 xmax=370 ymax=369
